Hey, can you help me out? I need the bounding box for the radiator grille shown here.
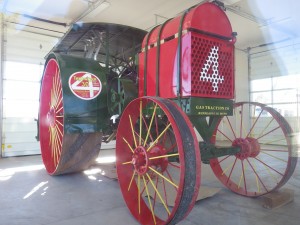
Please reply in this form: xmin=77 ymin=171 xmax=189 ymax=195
xmin=191 ymin=33 xmax=234 ymax=99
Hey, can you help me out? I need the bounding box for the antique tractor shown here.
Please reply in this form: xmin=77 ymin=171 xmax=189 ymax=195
xmin=38 ymin=1 xmax=298 ymax=225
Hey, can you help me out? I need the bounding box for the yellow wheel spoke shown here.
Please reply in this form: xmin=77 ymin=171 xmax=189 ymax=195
xmin=56 ymin=106 xmax=63 ymax=113
xmin=257 ymin=117 xmax=274 ymax=139
xmin=147 ymin=123 xmax=171 ymax=152
xmin=149 ymin=167 xmax=178 ymax=189
xmin=54 ymin=74 xmax=60 ymax=104
xmin=251 ymin=159 xmax=261 ymax=193
xmin=236 ymin=105 xmax=248 ymax=138
xmin=257 ymin=156 xmax=279 ymax=184
xmin=56 ymin=82 xmax=62 ymax=98
xmin=138 ymin=175 xmax=141 ymax=214
xmin=49 ymin=123 xmax=63 ymax=167
xmin=49 ymin=127 xmax=54 ymax=158
xmin=55 ymin=93 xmax=63 ymax=109
xmin=49 ymin=126 xmax=52 ymax=145
xmin=247 ymin=107 xmax=264 ymax=138
xmin=55 ymin=124 xmax=63 ymax=139
xmin=146 ymin=173 xmax=171 ymax=215
xmin=53 ymin=69 xmax=58 ymax=95
xmin=238 ymin=161 xmax=247 ymax=189
xmin=223 ymin=117 xmax=236 ymax=139
xmin=50 ymin=89 xmax=55 ymax=106
xmin=257 ymin=126 xmax=281 ymax=140
xmin=236 ymin=106 xmax=245 ymax=137
xmin=54 ymin=138 xmax=60 ymax=165
xmin=221 ymin=159 xmax=235 ymax=175
xmin=129 ymin=115 xmax=137 ymax=148
xmin=52 ymin=128 xmax=61 ymax=165
xmin=53 ymin=77 xmax=58 ymax=105
xmin=259 ymin=138 xmax=287 ymax=145
xmin=122 ymin=137 xmax=134 ymax=153
xmin=50 ymin=127 xmax=57 ymax=165
xmin=149 ymin=153 xmax=179 ymax=160
xmin=128 ymin=171 xmax=136 ymax=191
xmin=144 ymin=104 xmax=158 ymax=147
xmin=261 ymin=151 xmax=287 ymax=163
xmin=56 ymin=119 xmax=64 ymax=128
xmin=142 ymin=176 xmax=156 ymax=224
xmin=122 ymin=160 xmax=132 ymax=165
xmin=139 ymin=100 xmax=142 ymax=146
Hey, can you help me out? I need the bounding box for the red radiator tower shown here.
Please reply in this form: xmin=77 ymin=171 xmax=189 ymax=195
xmin=138 ymin=2 xmax=236 ymax=99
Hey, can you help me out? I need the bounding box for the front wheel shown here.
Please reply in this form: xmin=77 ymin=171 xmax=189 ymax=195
xmin=116 ymin=97 xmax=201 ymax=225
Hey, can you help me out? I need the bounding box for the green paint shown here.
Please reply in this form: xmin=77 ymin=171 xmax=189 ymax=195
xmin=177 ymin=97 xmax=233 ymax=116
xmin=47 ymin=53 xmax=110 ymax=134
xmin=199 ymin=142 xmax=240 ymax=164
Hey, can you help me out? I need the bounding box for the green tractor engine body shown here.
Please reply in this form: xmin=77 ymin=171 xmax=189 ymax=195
xmin=46 ymin=53 xmax=110 ymax=134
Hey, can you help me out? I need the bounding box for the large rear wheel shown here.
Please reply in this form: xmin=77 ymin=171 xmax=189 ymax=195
xmin=39 ymin=58 xmax=102 ymax=175
xmin=210 ymin=102 xmax=298 ymax=196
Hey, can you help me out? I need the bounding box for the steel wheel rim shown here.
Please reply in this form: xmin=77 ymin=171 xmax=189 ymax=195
xmin=210 ymin=102 xmax=297 ymax=197
xmin=39 ymin=58 xmax=64 ymax=175
xmin=116 ymin=97 xmax=200 ymax=225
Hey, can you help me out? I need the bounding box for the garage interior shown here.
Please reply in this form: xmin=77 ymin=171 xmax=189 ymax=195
xmin=0 ymin=0 xmax=299 ymax=225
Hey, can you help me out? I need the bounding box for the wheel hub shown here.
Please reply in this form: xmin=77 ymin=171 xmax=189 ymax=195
xmin=132 ymin=145 xmax=168 ymax=175
xmin=132 ymin=146 xmax=149 ymax=175
xmin=148 ymin=145 xmax=169 ymax=173
xmin=246 ymin=137 xmax=260 ymax=157
xmin=47 ymin=107 xmax=56 ymax=127
xmin=232 ymin=137 xmax=260 ymax=160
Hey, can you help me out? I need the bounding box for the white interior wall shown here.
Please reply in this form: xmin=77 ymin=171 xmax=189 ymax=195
xmin=235 ymin=49 xmax=249 ymax=102
xmin=4 ymin=21 xmax=64 ymax=64
xmin=0 ymin=15 xmax=4 ymax=158
xmin=1 ymin=18 xmax=66 ymax=157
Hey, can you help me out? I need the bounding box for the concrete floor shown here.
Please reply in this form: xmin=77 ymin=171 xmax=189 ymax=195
xmin=0 ymin=151 xmax=299 ymax=225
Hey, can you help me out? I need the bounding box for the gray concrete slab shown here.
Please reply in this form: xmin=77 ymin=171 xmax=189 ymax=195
xmin=0 ymin=154 xmax=299 ymax=225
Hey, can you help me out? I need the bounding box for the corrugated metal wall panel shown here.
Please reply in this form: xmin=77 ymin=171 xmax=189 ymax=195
xmin=1 ymin=18 xmax=65 ymax=157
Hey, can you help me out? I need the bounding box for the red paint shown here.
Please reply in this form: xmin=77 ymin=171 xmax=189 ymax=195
xmin=68 ymin=72 xmax=102 ymax=100
xmin=138 ymin=2 xmax=235 ymax=99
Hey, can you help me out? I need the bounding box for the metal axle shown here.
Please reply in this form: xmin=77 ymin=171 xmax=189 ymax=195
xmin=199 ymin=142 xmax=240 ymax=164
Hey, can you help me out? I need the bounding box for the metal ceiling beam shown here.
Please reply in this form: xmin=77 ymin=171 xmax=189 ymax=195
xmin=22 ymin=14 xmax=67 ymax=27
xmin=69 ymin=0 xmax=110 ymax=25
xmin=5 ymin=20 xmax=65 ymax=36
xmin=225 ymin=5 xmax=268 ymax=25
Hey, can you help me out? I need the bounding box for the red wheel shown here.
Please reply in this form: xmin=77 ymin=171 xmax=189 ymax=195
xmin=116 ymin=97 xmax=201 ymax=225
xmin=39 ymin=59 xmax=64 ymax=174
xmin=39 ymin=58 xmax=102 ymax=175
xmin=210 ymin=102 xmax=298 ymax=197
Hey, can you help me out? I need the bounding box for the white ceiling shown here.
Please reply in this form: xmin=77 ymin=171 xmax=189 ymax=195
xmin=1 ymin=0 xmax=300 ymax=52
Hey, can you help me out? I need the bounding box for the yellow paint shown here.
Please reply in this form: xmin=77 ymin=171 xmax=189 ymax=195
xmin=2 ymin=144 xmax=12 ymax=151
xmin=143 ymin=176 xmax=156 ymax=224
xmin=144 ymin=104 xmax=158 ymax=147
xmin=129 ymin=115 xmax=137 ymax=148
xmin=146 ymin=173 xmax=170 ymax=215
